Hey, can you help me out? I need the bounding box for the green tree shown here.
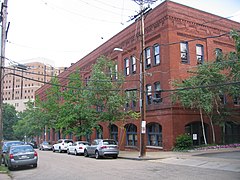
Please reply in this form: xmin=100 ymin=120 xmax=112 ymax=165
xmin=57 ymin=69 xmax=93 ymax=138
xmin=3 ymin=103 xmax=19 ymax=140
xmin=86 ymin=56 xmax=139 ymax=136
xmin=37 ymin=76 xmax=62 ymax=130
xmin=173 ymin=62 xmax=228 ymax=145
xmin=13 ymin=100 xmax=45 ymax=141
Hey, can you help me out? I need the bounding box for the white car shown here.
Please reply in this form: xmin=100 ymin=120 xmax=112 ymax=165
xmin=52 ymin=139 xmax=73 ymax=153
xmin=67 ymin=141 xmax=90 ymax=156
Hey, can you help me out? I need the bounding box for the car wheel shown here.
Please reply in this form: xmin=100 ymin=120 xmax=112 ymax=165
xmin=7 ymin=163 xmax=13 ymax=171
xmin=112 ymin=155 xmax=118 ymax=159
xmin=53 ymin=147 xmax=55 ymax=152
xmin=84 ymin=150 xmax=88 ymax=157
xmin=67 ymin=149 xmax=70 ymax=155
xmin=74 ymin=150 xmax=78 ymax=156
xmin=95 ymin=151 xmax=100 ymax=159
xmin=33 ymin=163 xmax=37 ymax=168
xmin=59 ymin=148 xmax=62 ymax=153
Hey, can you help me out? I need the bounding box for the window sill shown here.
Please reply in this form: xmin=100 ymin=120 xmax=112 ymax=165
xmin=125 ymin=146 xmax=138 ymax=149
xmin=153 ymin=63 xmax=160 ymax=67
xmin=146 ymin=146 xmax=163 ymax=150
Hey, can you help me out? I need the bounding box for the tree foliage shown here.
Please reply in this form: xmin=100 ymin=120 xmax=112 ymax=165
xmin=57 ymin=69 xmax=94 ymax=137
xmin=3 ymin=103 xmax=19 ymax=140
xmin=13 ymin=100 xmax=45 ymax=141
xmin=172 ymin=30 xmax=240 ymax=145
xmin=15 ymin=56 xmax=139 ymax=140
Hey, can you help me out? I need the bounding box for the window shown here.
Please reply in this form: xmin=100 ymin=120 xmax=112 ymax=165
xmin=153 ymin=44 xmax=160 ymax=65
xmin=146 ymin=84 xmax=152 ymax=105
xmin=219 ymin=94 xmax=226 ymax=104
xmin=125 ymin=124 xmax=137 ymax=146
xmin=124 ymin=58 xmax=130 ymax=76
xmin=215 ymin=48 xmax=223 ymax=61
xmin=145 ymin=47 xmax=151 ymax=68
xmin=125 ymin=89 xmax=137 ymax=109
xmin=147 ymin=123 xmax=162 ymax=147
xmin=110 ymin=124 xmax=118 ymax=142
xmin=180 ymin=42 xmax=189 ymax=63
xmin=153 ymin=82 xmax=162 ymax=103
xmin=114 ymin=64 xmax=118 ymax=80
xmin=131 ymin=56 xmax=136 ymax=74
xmin=125 ymin=91 xmax=130 ymax=108
xmin=196 ymin=44 xmax=204 ymax=64
xmin=96 ymin=125 xmax=103 ymax=139
xmin=233 ymin=96 xmax=240 ymax=105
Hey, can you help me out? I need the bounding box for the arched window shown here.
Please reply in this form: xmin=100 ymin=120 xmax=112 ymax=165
xmin=96 ymin=125 xmax=103 ymax=139
xmin=125 ymin=124 xmax=137 ymax=146
xmin=110 ymin=124 xmax=118 ymax=142
xmin=147 ymin=123 xmax=162 ymax=147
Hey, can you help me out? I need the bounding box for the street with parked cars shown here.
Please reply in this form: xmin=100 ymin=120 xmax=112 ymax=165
xmin=1 ymin=139 xmax=239 ymax=180
xmin=5 ymin=149 xmax=240 ymax=180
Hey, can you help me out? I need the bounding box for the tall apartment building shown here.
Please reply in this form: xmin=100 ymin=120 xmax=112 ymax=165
xmin=36 ymin=1 xmax=240 ymax=150
xmin=3 ymin=61 xmax=66 ymax=111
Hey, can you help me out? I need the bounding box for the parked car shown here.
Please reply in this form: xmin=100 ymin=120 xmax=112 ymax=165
xmin=67 ymin=141 xmax=90 ymax=156
xmin=84 ymin=139 xmax=119 ymax=159
xmin=4 ymin=144 xmax=38 ymax=170
xmin=27 ymin=141 xmax=38 ymax=149
xmin=52 ymin=139 xmax=73 ymax=153
xmin=1 ymin=141 xmax=24 ymax=164
xmin=39 ymin=141 xmax=53 ymax=151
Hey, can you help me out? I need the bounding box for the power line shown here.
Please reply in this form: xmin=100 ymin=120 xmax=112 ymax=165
xmin=3 ymin=66 xmax=140 ymax=83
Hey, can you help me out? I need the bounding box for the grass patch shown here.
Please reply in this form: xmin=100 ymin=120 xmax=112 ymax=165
xmin=0 ymin=164 xmax=8 ymax=173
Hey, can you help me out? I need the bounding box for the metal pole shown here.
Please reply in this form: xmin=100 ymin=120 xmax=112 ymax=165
xmin=0 ymin=0 xmax=8 ymax=163
xmin=139 ymin=0 xmax=146 ymax=157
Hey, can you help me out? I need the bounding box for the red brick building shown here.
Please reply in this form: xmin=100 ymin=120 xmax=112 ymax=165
xmin=36 ymin=1 xmax=240 ymax=150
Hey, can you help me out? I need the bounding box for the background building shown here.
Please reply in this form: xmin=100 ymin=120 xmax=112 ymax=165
xmin=36 ymin=1 xmax=240 ymax=150
xmin=3 ymin=61 xmax=66 ymax=111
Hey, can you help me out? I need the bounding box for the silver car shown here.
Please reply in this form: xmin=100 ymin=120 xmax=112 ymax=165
xmin=84 ymin=139 xmax=119 ymax=159
xmin=39 ymin=141 xmax=53 ymax=151
xmin=4 ymin=144 xmax=38 ymax=170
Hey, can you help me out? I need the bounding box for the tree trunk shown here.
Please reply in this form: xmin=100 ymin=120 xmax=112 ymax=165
xmin=209 ymin=118 xmax=216 ymax=144
xmin=208 ymin=115 xmax=216 ymax=144
xmin=200 ymin=108 xmax=207 ymax=145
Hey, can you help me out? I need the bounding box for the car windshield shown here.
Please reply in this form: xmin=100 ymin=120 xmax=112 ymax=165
xmin=81 ymin=142 xmax=90 ymax=145
xmin=11 ymin=146 xmax=34 ymax=154
xmin=65 ymin=140 xmax=73 ymax=143
xmin=3 ymin=141 xmax=24 ymax=151
xmin=103 ymin=140 xmax=117 ymax=145
xmin=43 ymin=142 xmax=51 ymax=145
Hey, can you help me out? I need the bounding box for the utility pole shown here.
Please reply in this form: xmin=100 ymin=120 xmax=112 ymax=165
xmin=139 ymin=0 xmax=146 ymax=158
xmin=0 ymin=0 xmax=9 ymax=162
xmin=132 ymin=0 xmax=157 ymax=158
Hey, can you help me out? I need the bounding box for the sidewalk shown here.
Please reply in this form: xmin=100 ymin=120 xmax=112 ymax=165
xmin=119 ymin=148 xmax=240 ymax=172
xmin=0 ymin=172 xmax=11 ymax=180
xmin=119 ymin=147 xmax=240 ymax=160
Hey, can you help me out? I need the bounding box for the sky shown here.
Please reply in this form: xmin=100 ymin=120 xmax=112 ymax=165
xmin=4 ymin=0 xmax=240 ymax=68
